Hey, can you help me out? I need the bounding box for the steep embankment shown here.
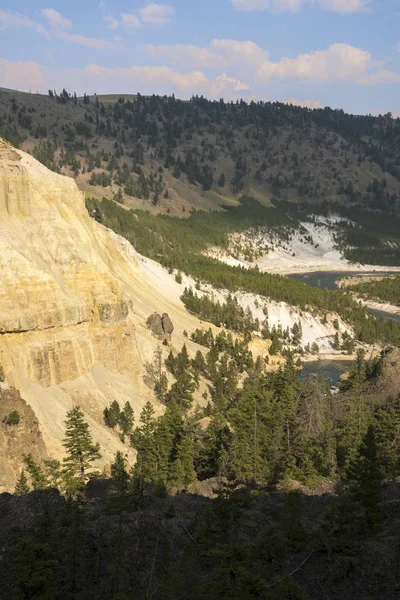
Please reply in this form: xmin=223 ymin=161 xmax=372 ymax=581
xmin=208 ymin=216 xmax=400 ymax=275
xmin=0 ymin=140 xmax=222 ymax=485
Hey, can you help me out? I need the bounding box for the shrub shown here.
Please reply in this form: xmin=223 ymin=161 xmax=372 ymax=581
xmin=4 ymin=411 xmax=20 ymax=426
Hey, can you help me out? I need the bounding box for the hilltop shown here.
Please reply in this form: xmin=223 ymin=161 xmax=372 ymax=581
xmin=1 ymin=87 xmax=400 ymax=217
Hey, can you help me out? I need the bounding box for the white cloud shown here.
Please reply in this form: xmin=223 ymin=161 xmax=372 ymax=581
xmin=0 ymin=9 xmax=49 ymax=37
xmin=41 ymin=8 xmax=72 ymax=30
xmin=0 ymin=58 xmax=46 ymax=91
xmin=143 ymin=39 xmax=269 ymax=69
xmin=231 ymin=0 xmax=371 ymax=13
xmin=140 ymin=3 xmax=174 ymax=24
xmin=318 ymin=0 xmax=371 ymax=13
xmin=104 ymin=15 xmax=119 ymax=30
xmin=283 ymin=97 xmax=323 ymax=109
xmin=54 ymin=31 xmax=123 ymax=50
xmin=0 ymin=9 xmax=121 ymax=50
xmin=258 ymin=43 xmax=372 ymax=82
xmin=121 ymin=13 xmax=142 ymax=29
xmin=360 ymin=70 xmax=400 ymax=85
xmin=1 ymin=58 xmax=249 ymax=100
xmin=76 ymin=64 xmax=248 ymax=98
xmin=143 ymin=40 xmax=399 ymax=86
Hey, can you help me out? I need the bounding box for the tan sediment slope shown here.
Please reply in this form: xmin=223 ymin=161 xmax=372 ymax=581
xmin=0 ymin=140 xmax=206 ymax=475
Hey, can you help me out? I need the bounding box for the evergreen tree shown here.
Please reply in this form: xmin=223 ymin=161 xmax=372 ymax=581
xmin=23 ymin=454 xmax=46 ymax=490
xmin=103 ymin=400 xmax=121 ymax=429
xmin=14 ymin=470 xmax=30 ymax=496
xmin=62 ymin=406 xmax=101 ymax=489
xmin=131 ymin=402 xmax=158 ymax=493
xmin=354 ymin=425 xmax=382 ymax=532
xmin=110 ymin=451 xmax=130 ymax=498
xmin=119 ymin=402 xmax=135 ymax=440
xmin=172 ymin=432 xmax=196 ymax=489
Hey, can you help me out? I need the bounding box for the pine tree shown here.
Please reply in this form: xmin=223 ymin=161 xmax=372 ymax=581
xmin=173 ymin=432 xmax=196 ymax=489
xmin=62 ymin=406 xmax=101 ymax=489
xmin=119 ymin=402 xmax=135 ymax=440
xmin=23 ymin=454 xmax=46 ymax=490
xmin=355 ymin=425 xmax=382 ymax=532
xmin=103 ymin=400 xmax=121 ymax=429
xmin=131 ymin=402 xmax=158 ymax=493
xmin=110 ymin=451 xmax=130 ymax=498
xmin=14 ymin=470 xmax=30 ymax=496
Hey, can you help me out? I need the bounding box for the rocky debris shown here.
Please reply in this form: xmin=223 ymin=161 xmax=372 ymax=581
xmin=147 ymin=313 xmax=164 ymax=337
xmin=0 ymin=385 xmax=47 ymax=492
xmin=147 ymin=312 xmax=174 ymax=339
xmin=162 ymin=313 xmax=174 ymax=336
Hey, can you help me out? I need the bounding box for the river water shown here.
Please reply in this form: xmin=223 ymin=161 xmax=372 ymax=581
xmin=300 ymin=359 xmax=354 ymax=389
xmin=288 ymin=270 xmax=400 ymax=386
xmin=289 ymin=271 xmax=400 ymax=323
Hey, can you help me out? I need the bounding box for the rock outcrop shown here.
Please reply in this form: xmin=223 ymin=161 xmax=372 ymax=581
xmin=147 ymin=312 xmax=174 ymax=339
xmin=162 ymin=313 xmax=174 ymax=337
xmin=371 ymin=346 xmax=400 ymax=403
xmin=0 ymin=384 xmax=47 ymax=492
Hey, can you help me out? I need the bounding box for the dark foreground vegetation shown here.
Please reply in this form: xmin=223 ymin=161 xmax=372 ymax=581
xmin=2 ymin=476 xmax=400 ymax=600
xmin=7 ymin=342 xmax=400 ymax=599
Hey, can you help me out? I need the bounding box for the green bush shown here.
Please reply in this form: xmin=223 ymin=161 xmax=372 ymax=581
xmin=4 ymin=411 xmax=20 ymax=426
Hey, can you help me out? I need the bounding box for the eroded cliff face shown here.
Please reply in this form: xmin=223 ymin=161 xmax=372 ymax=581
xmin=0 ymin=384 xmax=47 ymax=493
xmin=0 ymin=140 xmax=270 ymax=489
xmin=0 ymin=140 xmax=164 ymax=476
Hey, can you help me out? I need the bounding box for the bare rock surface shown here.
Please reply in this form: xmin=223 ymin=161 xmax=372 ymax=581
xmin=147 ymin=312 xmax=174 ymax=338
xmin=0 ymin=384 xmax=47 ymax=492
xmin=0 ymin=140 xmax=214 ymax=488
xmin=162 ymin=313 xmax=174 ymax=336
xmin=147 ymin=313 xmax=164 ymax=337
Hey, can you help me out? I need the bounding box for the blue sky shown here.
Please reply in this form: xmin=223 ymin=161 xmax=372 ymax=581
xmin=0 ymin=1 xmax=399 ymax=115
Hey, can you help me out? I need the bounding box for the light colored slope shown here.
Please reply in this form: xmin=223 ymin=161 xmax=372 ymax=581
xmin=209 ymin=217 xmax=400 ymax=275
xmin=0 ymin=140 xmax=209 ymax=472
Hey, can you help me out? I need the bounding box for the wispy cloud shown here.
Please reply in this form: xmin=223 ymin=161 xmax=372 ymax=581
xmin=41 ymin=8 xmax=72 ymax=30
xmin=0 ymin=58 xmax=46 ymax=91
xmin=283 ymin=97 xmax=323 ymax=109
xmin=140 ymin=3 xmax=174 ymax=24
xmin=121 ymin=13 xmax=142 ymax=29
xmin=0 ymin=9 xmax=49 ymax=37
xmin=143 ymin=39 xmax=399 ymax=86
xmin=0 ymin=8 xmax=122 ymax=51
xmin=118 ymin=3 xmax=175 ymax=31
xmin=231 ymin=0 xmax=372 ymax=14
xmin=104 ymin=15 xmax=119 ymax=30
xmin=54 ymin=31 xmax=123 ymax=50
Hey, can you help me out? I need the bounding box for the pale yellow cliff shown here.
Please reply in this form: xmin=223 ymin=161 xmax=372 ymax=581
xmin=0 ymin=140 xmax=207 ymax=478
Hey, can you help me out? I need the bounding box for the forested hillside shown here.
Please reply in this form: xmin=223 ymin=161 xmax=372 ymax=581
xmin=1 ymin=87 xmax=400 ymax=216
xmin=3 ymin=347 xmax=400 ymax=600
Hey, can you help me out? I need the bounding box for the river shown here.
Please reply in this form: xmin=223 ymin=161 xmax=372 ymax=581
xmin=289 ymin=271 xmax=400 ymax=323
xmin=300 ymin=359 xmax=354 ymax=390
xmin=288 ymin=270 xmax=400 ymax=387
